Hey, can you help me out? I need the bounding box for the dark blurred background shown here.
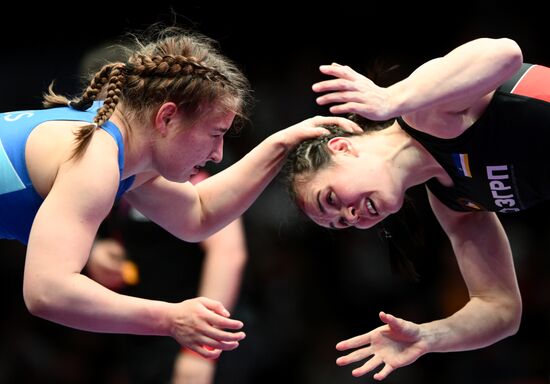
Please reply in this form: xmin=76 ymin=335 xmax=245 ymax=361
xmin=1 ymin=2 xmax=548 ymax=383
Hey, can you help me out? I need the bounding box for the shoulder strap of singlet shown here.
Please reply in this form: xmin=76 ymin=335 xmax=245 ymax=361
xmin=498 ymin=63 xmax=534 ymax=93
xmin=99 ymin=120 xmax=136 ymax=196
xmin=100 ymin=120 xmax=126 ymax=174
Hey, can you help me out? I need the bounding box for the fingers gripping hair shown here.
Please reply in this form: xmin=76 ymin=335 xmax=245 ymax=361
xmin=283 ymin=125 xmax=360 ymax=204
xmin=283 ymin=116 xmax=393 ymax=205
xmin=286 ymin=125 xmax=357 ymax=175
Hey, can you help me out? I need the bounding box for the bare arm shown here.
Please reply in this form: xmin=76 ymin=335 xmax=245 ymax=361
xmin=420 ymin=190 xmax=522 ymax=350
xmin=172 ymin=217 xmax=247 ymax=383
xmin=125 ymin=116 xmax=362 ymax=242
xmin=335 ymin=189 xmax=521 ymax=380
xmin=314 ymin=37 xmax=523 ymax=119
xmin=197 ymin=217 xmax=247 ymax=310
xmin=23 ymin=135 xmax=244 ymax=358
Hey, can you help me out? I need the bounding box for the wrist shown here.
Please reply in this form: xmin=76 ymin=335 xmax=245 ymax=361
xmin=417 ymin=321 xmax=441 ymax=354
xmin=154 ymin=301 xmax=176 ymax=337
xmin=264 ymin=131 xmax=290 ymax=154
xmin=385 ymin=84 xmax=406 ymax=118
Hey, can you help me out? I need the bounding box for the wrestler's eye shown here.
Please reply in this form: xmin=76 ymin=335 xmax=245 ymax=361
xmin=326 ymin=191 xmax=336 ymax=206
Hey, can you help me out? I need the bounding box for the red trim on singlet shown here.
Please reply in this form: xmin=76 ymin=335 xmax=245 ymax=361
xmin=510 ymin=65 xmax=550 ymax=102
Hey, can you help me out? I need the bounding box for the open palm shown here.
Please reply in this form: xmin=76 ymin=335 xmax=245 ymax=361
xmin=336 ymin=311 xmax=428 ymax=380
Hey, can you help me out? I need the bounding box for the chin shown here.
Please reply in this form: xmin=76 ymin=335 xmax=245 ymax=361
xmin=380 ymin=197 xmax=404 ymax=216
xmin=356 ymin=221 xmax=377 ymax=230
xmin=357 ymin=213 xmax=387 ymax=229
xmin=164 ymin=171 xmax=192 ymax=183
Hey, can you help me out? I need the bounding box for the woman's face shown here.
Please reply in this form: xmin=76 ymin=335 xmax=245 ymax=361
xmin=153 ymin=106 xmax=236 ymax=182
xmin=295 ymin=147 xmax=405 ymax=230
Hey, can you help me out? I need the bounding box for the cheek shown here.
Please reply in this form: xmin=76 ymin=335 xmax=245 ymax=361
xmin=334 ymin=174 xmax=365 ymax=198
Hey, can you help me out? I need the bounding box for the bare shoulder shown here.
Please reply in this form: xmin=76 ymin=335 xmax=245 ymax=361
xmin=402 ymin=92 xmax=494 ymax=139
xmin=27 ymin=127 xmax=122 ymax=258
xmin=27 ymin=120 xmax=119 ymax=198
xmin=426 ymin=187 xmax=478 ymax=228
xmin=44 ymin=124 xmax=121 ymax=220
xmin=426 ymin=187 xmax=499 ymax=240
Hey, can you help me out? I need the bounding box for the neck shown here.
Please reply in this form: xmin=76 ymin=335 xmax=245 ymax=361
xmin=109 ymin=108 xmax=153 ymax=178
xmin=360 ymin=121 xmax=449 ymax=190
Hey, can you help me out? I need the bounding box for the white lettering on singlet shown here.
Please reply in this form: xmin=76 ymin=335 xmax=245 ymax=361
xmin=486 ymin=165 xmax=520 ymax=213
xmin=3 ymin=112 xmax=34 ymax=121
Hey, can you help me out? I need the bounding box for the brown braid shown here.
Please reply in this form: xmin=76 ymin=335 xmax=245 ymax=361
xmin=42 ymin=63 xmax=127 ymax=160
xmin=93 ymin=64 xmax=125 ymax=126
xmin=68 ymin=63 xmax=126 ymax=160
xmin=128 ymin=54 xmax=228 ymax=84
xmin=42 ymin=27 xmax=252 ymax=161
xmin=72 ymin=64 xmax=115 ymax=110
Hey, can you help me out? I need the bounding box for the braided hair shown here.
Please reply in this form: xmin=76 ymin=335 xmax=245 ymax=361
xmin=283 ymin=116 xmax=421 ymax=281
xmin=284 ymin=124 xmax=360 ymax=202
xmin=43 ymin=27 xmax=251 ymax=159
xmin=284 ymin=115 xmax=391 ymax=203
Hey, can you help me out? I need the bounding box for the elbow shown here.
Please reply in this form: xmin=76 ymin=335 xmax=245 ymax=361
xmin=23 ymin=276 xmax=58 ymax=318
xmin=177 ymin=217 xmax=214 ymax=243
xmin=179 ymin=230 xmax=207 ymax=243
xmin=174 ymin=223 xmax=207 ymax=242
xmin=179 ymin=223 xmax=226 ymax=243
xmin=501 ymin=294 xmax=523 ymax=337
xmin=495 ymin=38 xmax=523 ymax=75
xmin=23 ymin=287 xmax=48 ymax=318
xmin=509 ymin=299 xmax=523 ymax=336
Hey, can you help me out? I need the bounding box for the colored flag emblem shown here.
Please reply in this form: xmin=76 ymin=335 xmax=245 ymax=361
xmin=452 ymin=153 xmax=472 ymax=177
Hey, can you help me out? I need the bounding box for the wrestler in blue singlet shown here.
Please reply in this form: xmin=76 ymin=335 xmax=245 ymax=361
xmin=0 ymin=102 xmax=134 ymax=244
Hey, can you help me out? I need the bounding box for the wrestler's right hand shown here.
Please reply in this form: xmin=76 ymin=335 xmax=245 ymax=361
xmin=336 ymin=311 xmax=426 ymax=380
xmin=169 ymin=296 xmax=246 ymax=359
xmin=313 ymin=63 xmax=394 ymax=121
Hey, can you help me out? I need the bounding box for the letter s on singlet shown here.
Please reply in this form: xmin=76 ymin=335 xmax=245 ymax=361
xmin=3 ymin=112 xmax=34 ymax=122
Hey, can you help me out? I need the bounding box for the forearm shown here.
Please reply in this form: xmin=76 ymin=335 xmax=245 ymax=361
xmin=198 ymin=252 xmax=246 ymax=311
xmin=388 ymin=38 xmax=522 ymax=115
xmin=426 ymin=204 xmax=522 ymax=353
xmin=197 ymin=220 xmax=247 ymax=310
xmin=124 ymin=134 xmax=286 ymax=242
xmin=420 ymin=295 xmax=520 ymax=353
xmin=127 ymin=116 xmax=359 ymax=241
xmin=24 ymin=272 xmax=172 ymax=336
xmin=193 ymin=115 xmax=363 ymax=239
xmin=195 ymin=134 xmax=287 ymax=237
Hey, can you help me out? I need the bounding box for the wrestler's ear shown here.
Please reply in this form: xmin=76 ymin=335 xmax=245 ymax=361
xmin=327 ymin=137 xmax=358 ymax=156
xmin=154 ymin=102 xmax=178 ymax=136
